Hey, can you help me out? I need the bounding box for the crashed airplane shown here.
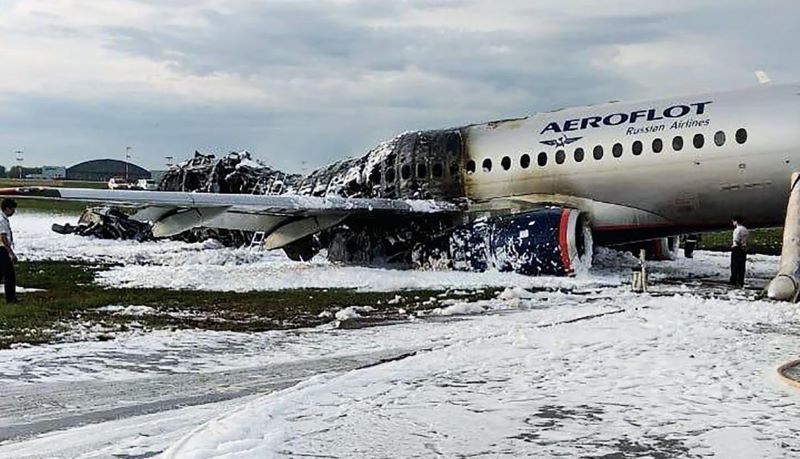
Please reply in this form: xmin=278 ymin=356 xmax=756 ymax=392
xmin=5 ymin=82 xmax=800 ymax=276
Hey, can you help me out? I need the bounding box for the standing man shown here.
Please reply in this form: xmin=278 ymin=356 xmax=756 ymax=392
xmin=0 ymin=199 xmax=18 ymax=303
xmin=730 ymin=216 xmax=749 ymax=288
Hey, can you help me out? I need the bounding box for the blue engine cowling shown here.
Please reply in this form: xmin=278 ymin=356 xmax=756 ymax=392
xmin=415 ymin=208 xmax=591 ymax=276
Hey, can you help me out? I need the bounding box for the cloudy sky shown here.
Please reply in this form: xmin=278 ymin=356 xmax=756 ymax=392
xmin=0 ymin=0 xmax=796 ymax=172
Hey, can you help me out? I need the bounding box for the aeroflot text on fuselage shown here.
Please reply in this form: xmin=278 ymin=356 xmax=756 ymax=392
xmin=539 ymin=101 xmax=713 ymax=135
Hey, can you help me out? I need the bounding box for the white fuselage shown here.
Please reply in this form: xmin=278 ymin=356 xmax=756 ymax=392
xmin=462 ymin=83 xmax=800 ymax=243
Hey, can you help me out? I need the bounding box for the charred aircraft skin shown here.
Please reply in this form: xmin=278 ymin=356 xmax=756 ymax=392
xmin=153 ymin=132 xmax=481 ymax=269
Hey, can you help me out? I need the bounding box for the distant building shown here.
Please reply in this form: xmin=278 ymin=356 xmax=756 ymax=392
xmin=42 ymin=166 xmax=66 ymax=180
xmin=66 ymin=159 xmax=151 ymax=182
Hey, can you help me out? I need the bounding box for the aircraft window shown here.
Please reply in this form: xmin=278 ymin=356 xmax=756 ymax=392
xmin=432 ymin=163 xmax=443 ymax=178
xmin=555 ymin=150 xmax=566 ymax=164
xmin=612 ymin=143 xmax=623 ymax=158
xmin=417 ymin=163 xmax=428 ymax=179
xmin=632 ymin=140 xmax=643 ymax=156
xmin=501 ymin=156 xmax=512 ymax=171
xmin=736 ymin=128 xmax=748 ymax=144
xmin=537 ymin=152 xmax=548 ymax=167
xmin=520 ymin=154 xmax=531 ymax=169
xmin=652 ymin=138 xmax=663 ymax=153
xmin=446 ymin=135 xmax=461 ymax=156
xmin=714 ymin=131 xmax=726 ymax=146
xmin=672 ymin=136 xmax=684 ymax=151
xmin=693 ymin=133 xmax=705 ymax=149
xmin=465 ymin=160 xmax=476 ymax=175
xmin=385 ymin=168 xmax=395 ymax=183
xmin=369 ymin=168 xmax=381 ymax=184
xmin=593 ymin=145 xmax=604 ymax=160
xmin=401 ymin=164 xmax=411 ymax=180
xmin=482 ymin=158 xmax=493 ymax=172
xmin=449 ymin=162 xmax=459 ymax=176
xmin=574 ymin=147 xmax=585 ymax=162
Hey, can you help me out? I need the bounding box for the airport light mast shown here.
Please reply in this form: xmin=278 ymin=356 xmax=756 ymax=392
xmin=125 ymin=146 xmax=131 ymax=181
xmin=15 ymin=150 xmax=23 ymax=179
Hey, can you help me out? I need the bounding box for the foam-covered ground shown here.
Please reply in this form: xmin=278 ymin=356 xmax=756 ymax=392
xmin=13 ymin=212 xmax=774 ymax=292
xmin=3 ymin=212 xmax=798 ymax=458
xmin=163 ymin=294 xmax=800 ymax=459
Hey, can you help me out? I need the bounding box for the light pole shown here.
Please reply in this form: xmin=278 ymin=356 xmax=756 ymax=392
xmin=125 ymin=146 xmax=131 ymax=181
xmin=15 ymin=150 xmax=23 ymax=180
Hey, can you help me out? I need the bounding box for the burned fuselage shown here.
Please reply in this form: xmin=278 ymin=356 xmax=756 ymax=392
xmin=155 ymin=131 xmax=471 ymax=266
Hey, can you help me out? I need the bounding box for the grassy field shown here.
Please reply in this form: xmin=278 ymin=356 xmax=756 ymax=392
xmin=0 ymin=179 xmax=107 ymax=214
xmin=0 ymin=179 xmax=107 ymax=189
xmin=0 ymin=178 xmax=170 ymax=214
xmin=17 ymin=199 xmax=90 ymax=214
xmin=696 ymin=227 xmax=784 ymax=255
xmin=0 ymin=260 xmax=501 ymax=349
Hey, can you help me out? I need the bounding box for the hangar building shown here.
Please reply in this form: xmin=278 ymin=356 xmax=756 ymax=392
xmin=66 ymin=159 xmax=151 ymax=182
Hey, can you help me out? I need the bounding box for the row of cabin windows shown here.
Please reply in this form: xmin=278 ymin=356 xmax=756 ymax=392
xmin=381 ymin=128 xmax=748 ymax=182
xmin=464 ymin=128 xmax=748 ymax=174
xmin=387 ymin=161 xmax=460 ymax=183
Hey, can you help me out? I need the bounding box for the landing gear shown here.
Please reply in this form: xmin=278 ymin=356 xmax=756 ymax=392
xmin=683 ymin=234 xmax=700 ymax=258
xmin=282 ymin=236 xmax=321 ymax=262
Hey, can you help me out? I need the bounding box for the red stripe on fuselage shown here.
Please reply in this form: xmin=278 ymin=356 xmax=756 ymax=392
xmin=558 ymin=209 xmax=572 ymax=275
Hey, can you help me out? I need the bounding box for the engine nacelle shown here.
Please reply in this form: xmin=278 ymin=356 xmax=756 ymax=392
xmin=415 ymin=208 xmax=592 ymax=276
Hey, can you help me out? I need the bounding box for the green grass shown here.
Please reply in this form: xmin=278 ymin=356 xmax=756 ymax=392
xmin=0 ymin=179 xmax=108 ymax=214
xmin=17 ymin=199 xmax=89 ymax=214
xmin=697 ymin=227 xmax=783 ymax=255
xmin=0 ymin=179 xmax=107 ymax=189
xmin=0 ymin=260 xmax=501 ymax=348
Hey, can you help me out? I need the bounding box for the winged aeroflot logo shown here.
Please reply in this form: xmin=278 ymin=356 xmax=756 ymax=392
xmin=539 ymin=135 xmax=582 ymax=148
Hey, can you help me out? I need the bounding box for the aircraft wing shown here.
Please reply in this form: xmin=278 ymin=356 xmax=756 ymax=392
xmin=0 ymin=187 xmax=460 ymax=248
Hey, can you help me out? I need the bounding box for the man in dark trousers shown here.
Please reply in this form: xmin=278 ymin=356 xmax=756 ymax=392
xmin=730 ymin=216 xmax=749 ymax=288
xmin=0 ymin=199 xmax=18 ymax=303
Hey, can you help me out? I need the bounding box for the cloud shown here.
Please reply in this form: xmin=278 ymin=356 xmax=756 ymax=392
xmin=0 ymin=0 xmax=797 ymax=170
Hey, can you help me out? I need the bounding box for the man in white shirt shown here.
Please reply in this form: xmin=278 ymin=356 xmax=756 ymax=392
xmin=0 ymin=198 xmax=18 ymax=303
xmin=730 ymin=216 xmax=749 ymax=288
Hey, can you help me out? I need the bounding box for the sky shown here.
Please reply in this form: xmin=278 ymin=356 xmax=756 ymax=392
xmin=0 ymin=0 xmax=797 ymax=172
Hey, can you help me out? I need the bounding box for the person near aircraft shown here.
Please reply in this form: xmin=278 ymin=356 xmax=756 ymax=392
xmin=0 ymin=198 xmax=18 ymax=303
xmin=730 ymin=216 xmax=749 ymax=287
